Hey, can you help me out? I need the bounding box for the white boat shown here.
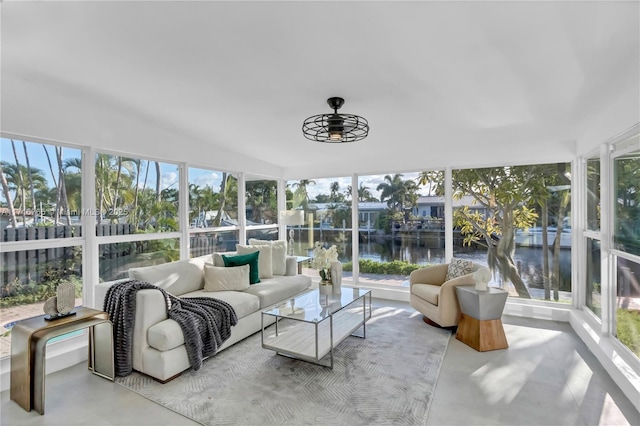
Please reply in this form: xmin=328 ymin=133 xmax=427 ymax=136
xmin=515 ymin=227 xmax=572 ymax=249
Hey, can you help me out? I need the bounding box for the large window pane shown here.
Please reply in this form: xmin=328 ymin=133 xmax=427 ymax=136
xmin=1 ymin=245 xmax=83 ymax=357
xmin=615 ymin=256 xmax=640 ymax=357
xmin=614 ymin=148 xmax=640 ymax=256
xmin=99 ymin=238 xmax=179 ymax=281
xmin=245 ymin=178 xmax=278 ymax=243
xmin=1 ymin=138 xmax=82 ymax=234
xmin=452 ymin=163 xmax=572 ymax=302
xmin=246 ymin=179 xmax=277 ymax=225
xmin=95 ymin=154 xmax=179 ymax=234
xmin=190 ymin=230 xmax=239 ymax=257
xmin=586 ymin=237 xmax=601 ymax=318
xmin=188 ymin=167 xmax=238 ymax=229
xmin=587 ymin=157 xmax=601 ymax=231
xmin=353 ymin=172 xmax=444 ymax=287
xmin=287 ymin=177 xmax=352 ymax=276
xmin=1 ymin=138 xmax=84 ymax=357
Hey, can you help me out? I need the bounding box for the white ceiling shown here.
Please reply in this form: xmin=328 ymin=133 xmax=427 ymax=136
xmin=2 ymin=1 xmax=639 ymax=179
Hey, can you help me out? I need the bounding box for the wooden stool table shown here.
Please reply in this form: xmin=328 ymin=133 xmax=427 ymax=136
xmin=455 ymin=285 xmax=508 ymax=352
xmin=10 ymin=307 xmax=114 ymax=414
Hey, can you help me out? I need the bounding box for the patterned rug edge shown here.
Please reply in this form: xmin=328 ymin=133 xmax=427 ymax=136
xmin=115 ymin=375 xmax=207 ymax=426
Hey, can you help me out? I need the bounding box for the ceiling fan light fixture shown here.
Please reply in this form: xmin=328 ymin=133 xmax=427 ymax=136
xmin=329 ymin=130 xmax=344 ymax=141
xmin=302 ymin=97 xmax=369 ymax=143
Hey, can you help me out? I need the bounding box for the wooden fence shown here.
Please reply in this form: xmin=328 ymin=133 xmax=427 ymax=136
xmin=2 ymin=224 xmax=243 ymax=286
xmin=2 ymin=224 xmax=134 ymax=287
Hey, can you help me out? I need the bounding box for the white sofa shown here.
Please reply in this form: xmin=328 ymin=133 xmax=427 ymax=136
xmin=95 ymin=247 xmax=312 ymax=382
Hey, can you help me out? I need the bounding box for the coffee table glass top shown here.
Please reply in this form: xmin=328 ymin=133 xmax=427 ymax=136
xmin=263 ymin=288 xmax=370 ymax=323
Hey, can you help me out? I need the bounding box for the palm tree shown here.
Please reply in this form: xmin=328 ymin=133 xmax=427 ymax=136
xmin=10 ymin=140 xmax=26 ymax=225
xmin=416 ymin=171 xmax=442 ymax=195
xmin=110 ymin=156 xmax=136 ymax=219
xmin=357 ymin=182 xmax=376 ymax=202
xmin=246 ymin=180 xmax=277 ymax=223
xmin=291 ymin=179 xmax=316 ymax=209
xmin=377 ymin=174 xmax=405 ymax=212
xmin=1 ymin=162 xmax=48 ymax=221
xmin=213 ymin=173 xmax=230 ymax=226
xmin=155 ymin=161 xmax=161 ymax=203
xmin=63 ymin=157 xmax=83 ymax=215
xmin=0 ymin=162 xmax=18 ymax=227
xmin=330 ymin=181 xmax=340 ymax=202
xmin=55 ymin=146 xmax=71 ymax=225
xmin=377 ymin=174 xmax=420 ymax=221
xmin=22 ymin=142 xmax=37 ymax=218
xmin=131 ymin=158 xmax=142 ymax=227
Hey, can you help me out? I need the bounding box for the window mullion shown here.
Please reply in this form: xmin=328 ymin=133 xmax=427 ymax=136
xmin=600 ymin=143 xmax=615 ymax=336
xmin=83 ymin=146 xmax=97 ymax=308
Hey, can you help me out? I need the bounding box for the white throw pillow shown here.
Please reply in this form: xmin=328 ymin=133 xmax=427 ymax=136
xmin=236 ymin=244 xmax=273 ymax=278
xmin=128 ymin=258 xmax=205 ymax=296
xmin=248 ymin=239 xmax=287 ymax=276
xmin=445 ymin=258 xmax=474 ymax=281
xmin=203 ymin=263 xmax=250 ymax=292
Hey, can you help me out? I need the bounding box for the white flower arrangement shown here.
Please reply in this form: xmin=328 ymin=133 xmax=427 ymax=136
xmin=311 ymin=242 xmax=339 ymax=284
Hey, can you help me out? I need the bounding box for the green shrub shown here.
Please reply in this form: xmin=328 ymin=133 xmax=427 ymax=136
xmin=0 ymin=275 xmax=82 ymax=309
xmin=342 ymin=259 xmax=427 ymax=275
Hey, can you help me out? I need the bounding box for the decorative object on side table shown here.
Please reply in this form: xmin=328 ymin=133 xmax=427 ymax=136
xmin=312 ymin=242 xmax=338 ymax=294
xmin=43 ymin=282 xmax=76 ymax=321
xmin=473 ymin=267 xmax=492 ymax=291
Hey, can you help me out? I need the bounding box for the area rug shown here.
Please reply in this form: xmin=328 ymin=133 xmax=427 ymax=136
xmin=116 ymin=304 xmax=452 ymax=426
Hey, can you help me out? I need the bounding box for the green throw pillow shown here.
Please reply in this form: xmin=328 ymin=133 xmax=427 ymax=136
xmin=222 ymin=251 xmax=260 ymax=284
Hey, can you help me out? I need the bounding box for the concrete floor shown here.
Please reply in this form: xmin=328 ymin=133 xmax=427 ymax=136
xmin=1 ymin=301 xmax=639 ymax=426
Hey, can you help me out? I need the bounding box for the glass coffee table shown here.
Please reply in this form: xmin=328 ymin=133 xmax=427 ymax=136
xmin=261 ymin=288 xmax=372 ymax=368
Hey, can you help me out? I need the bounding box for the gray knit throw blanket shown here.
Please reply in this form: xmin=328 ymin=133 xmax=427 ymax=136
xmin=103 ymin=279 xmax=238 ymax=377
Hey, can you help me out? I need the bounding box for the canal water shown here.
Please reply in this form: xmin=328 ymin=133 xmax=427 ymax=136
xmin=325 ymin=238 xmax=573 ymax=291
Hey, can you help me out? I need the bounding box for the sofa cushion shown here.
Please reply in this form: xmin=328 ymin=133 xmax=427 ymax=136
xmin=248 ymin=239 xmax=287 ymax=276
xmin=147 ymin=288 xmax=260 ymax=352
xmin=147 ymin=319 xmax=185 ymax=352
xmin=203 ymin=263 xmax=250 ymax=292
xmin=212 ymin=251 xmax=235 ymax=267
xmin=445 ymin=258 xmax=473 ymax=281
xmin=182 ymin=290 xmax=260 ymax=319
xmin=128 ymin=258 xmax=205 ymax=296
xmin=237 ymin=244 xmax=273 ymax=279
xmin=222 ymin=251 xmax=260 ymax=284
xmin=242 ymin=275 xmax=312 ymax=309
xmin=411 ymin=283 xmax=440 ymax=305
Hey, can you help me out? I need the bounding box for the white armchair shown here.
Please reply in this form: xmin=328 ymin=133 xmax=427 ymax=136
xmin=409 ymin=262 xmax=481 ymax=327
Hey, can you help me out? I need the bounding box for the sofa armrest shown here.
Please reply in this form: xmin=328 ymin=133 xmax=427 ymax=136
xmin=437 ymin=273 xmax=476 ymax=325
xmin=285 ymin=255 xmax=298 ymax=276
xmin=409 ymin=264 xmax=448 ymax=287
xmin=132 ymin=288 xmax=171 ymax=371
xmin=439 ymin=273 xmax=476 ymax=301
xmin=94 ymin=279 xmax=129 ymax=310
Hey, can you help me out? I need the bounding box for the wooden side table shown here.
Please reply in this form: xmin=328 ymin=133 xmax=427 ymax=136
xmin=455 ymin=285 xmax=508 ymax=352
xmin=10 ymin=307 xmax=114 ymax=414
